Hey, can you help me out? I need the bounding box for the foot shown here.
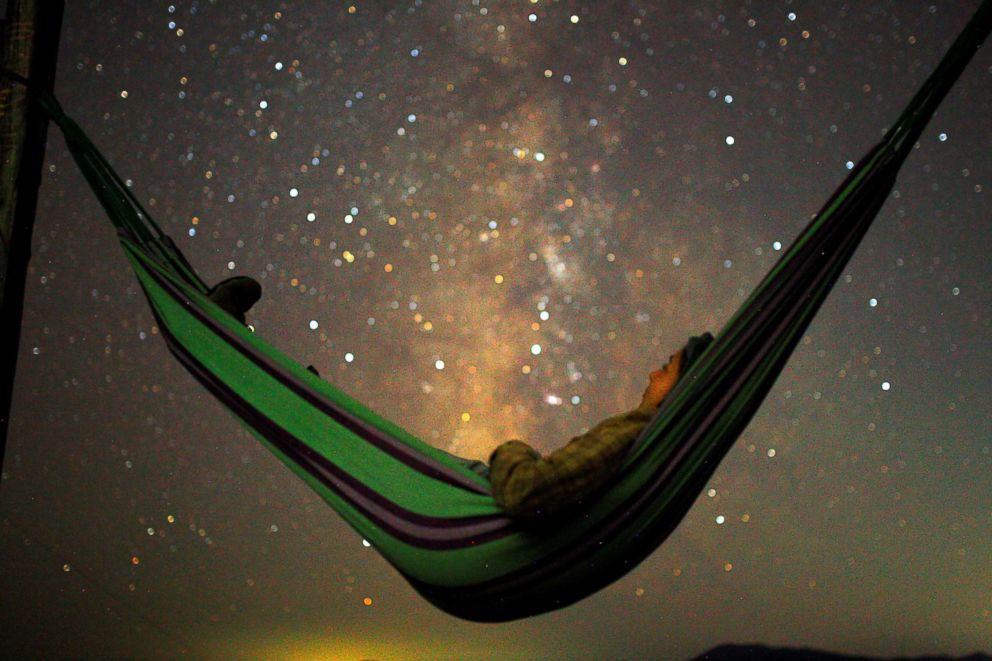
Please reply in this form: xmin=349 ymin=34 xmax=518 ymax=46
xmin=207 ymin=276 xmax=262 ymax=325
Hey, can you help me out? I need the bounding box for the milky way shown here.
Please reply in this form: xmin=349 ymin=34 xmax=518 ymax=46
xmin=2 ymin=2 xmax=990 ymax=659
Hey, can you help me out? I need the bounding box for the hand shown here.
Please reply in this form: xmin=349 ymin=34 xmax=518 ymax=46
xmin=639 ymin=349 xmax=685 ymax=408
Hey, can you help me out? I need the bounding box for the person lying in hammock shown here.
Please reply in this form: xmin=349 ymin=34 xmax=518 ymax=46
xmin=485 ymin=332 xmax=713 ymax=519
xmin=207 ymin=275 xmax=714 ymax=519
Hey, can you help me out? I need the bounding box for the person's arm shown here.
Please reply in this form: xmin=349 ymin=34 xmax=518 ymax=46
xmin=488 ymin=404 xmax=656 ymax=518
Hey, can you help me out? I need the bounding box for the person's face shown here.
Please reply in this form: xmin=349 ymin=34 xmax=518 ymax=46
xmin=650 ymin=353 xmax=679 ymax=382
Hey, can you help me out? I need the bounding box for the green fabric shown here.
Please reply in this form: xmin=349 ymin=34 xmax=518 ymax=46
xmin=29 ymin=0 xmax=990 ymax=622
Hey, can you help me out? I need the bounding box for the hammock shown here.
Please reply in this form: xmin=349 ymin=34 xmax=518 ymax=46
xmin=22 ymin=2 xmax=990 ymax=622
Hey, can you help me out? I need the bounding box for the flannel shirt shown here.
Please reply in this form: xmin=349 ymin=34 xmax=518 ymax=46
xmin=488 ymin=403 xmax=657 ymax=518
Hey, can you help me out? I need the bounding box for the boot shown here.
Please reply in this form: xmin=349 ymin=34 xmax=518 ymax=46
xmin=207 ymin=276 xmax=262 ymax=325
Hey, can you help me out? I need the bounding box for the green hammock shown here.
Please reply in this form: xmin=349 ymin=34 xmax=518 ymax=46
xmin=22 ymin=2 xmax=990 ymax=622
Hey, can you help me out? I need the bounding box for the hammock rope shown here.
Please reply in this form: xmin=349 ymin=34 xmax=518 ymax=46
xmin=16 ymin=0 xmax=990 ymax=622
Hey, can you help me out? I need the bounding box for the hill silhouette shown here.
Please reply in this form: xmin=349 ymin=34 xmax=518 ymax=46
xmin=691 ymin=645 xmax=991 ymax=661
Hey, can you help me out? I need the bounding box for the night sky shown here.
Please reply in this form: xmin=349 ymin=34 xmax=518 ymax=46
xmin=2 ymin=1 xmax=990 ymax=659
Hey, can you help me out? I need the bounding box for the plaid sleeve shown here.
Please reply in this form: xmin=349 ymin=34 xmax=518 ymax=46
xmin=488 ymin=404 xmax=656 ymax=518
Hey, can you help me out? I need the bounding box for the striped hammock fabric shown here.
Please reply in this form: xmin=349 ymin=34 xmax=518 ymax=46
xmin=31 ymin=1 xmax=989 ymax=622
